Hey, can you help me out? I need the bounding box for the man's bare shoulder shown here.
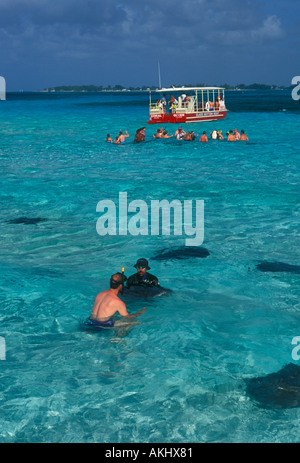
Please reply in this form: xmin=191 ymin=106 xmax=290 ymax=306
xmin=96 ymin=289 xmax=109 ymax=297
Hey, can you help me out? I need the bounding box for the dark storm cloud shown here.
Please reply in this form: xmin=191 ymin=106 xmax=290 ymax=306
xmin=0 ymin=0 xmax=284 ymax=52
xmin=0 ymin=0 xmax=295 ymax=89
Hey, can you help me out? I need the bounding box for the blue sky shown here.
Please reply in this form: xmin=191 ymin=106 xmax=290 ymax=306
xmin=1 ymin=0 xmax=299 ymax=90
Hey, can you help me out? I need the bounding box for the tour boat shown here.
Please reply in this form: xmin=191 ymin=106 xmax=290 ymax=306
xmin=147 ymin=86 xmax=228 ymax=124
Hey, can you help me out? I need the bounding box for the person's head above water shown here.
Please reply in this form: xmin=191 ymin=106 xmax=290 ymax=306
xmin=134 ymin=258 xmax=150 ymax=277
xmin=110 ymin=272 xmax=127 ymax=289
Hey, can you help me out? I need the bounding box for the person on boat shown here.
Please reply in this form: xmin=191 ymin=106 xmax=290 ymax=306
xmin=233 ymin=128 xmax=240 ymax=140
xmin=219 ymin=98 xmax=225 ymax=110
xmin=168 ymin=94 xmax=178 ymax=113
xmin=106 ymin=134 xmax=113 ymax=143
xmin=182 ymin=94 xmax=190 ymax=107
xmin=156 ymin=99 xmax=163 ymax=111
xmin=215 ymin=99 xmax=220 ymax=111
xmin=169 ymin=94 xmax=177 ymax=105
xmin=199 ymin=131 xmax=208 ymax=142
xmin=118 ymin=130 xmax=129 ymax=143
xmin=87 ymin=272 xmax=146 ymax=329
xmin=127 ymin=258 xmax=159 ymax=288
xmin=161 ymin=94 xmax=167 ymax=113
xmin=227 ymin=130 xmax=236 ymax=141
xmin=209 ymin=101 xmax=215 ymax=111
xmin=240 ymin=130 xmax=249 ymax=141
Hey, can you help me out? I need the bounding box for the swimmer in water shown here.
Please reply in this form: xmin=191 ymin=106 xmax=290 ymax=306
xmin=199 ymin=131 xmax=208 ymax=142
xmin=106 ymin=134 xmax=113 ymax=143
xmin=127 ymin=258 xmax=159 ymax=288
xmin=227 ymin=130 xmax=236 ymax=141
xmin=87 ymin=272 xmax=146 ymax=329
xmin=240 ymin=130 xmax=249 ymax=141
xmin=153 ymin=128 xmax=163 ymax=138
xmin=134 ymin=127 xmax=146 ymax=143
xmin=217 ymin=130 xmax=224 ymax=140
xmin=233 ymin=128 xmax=241 ymax=140
xmin=184 ymin=131 xmax=196 ymax=141
xmin=161 ymin=130 xmax=173 ymax=138
xmin=118 ymin=130 xmax=129 ymax=143
xmin=175 ymin=127 xmax=186 ymax=140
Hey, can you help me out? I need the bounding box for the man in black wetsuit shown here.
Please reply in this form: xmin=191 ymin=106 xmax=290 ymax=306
xmin=127 ymin=258 xmax=159 ymax=288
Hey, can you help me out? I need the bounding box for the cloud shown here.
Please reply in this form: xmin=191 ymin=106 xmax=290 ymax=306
xmin=0 ymin=0 xmax=292 ymax=88
xmin=252 ymin=15 xmax=284 ymax=40
xmin=0 ymin=0 xmax=285 ymax=53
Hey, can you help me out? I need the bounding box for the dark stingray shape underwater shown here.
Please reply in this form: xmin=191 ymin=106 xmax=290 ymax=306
xmin=256 ymin=261 xmax=300 ymax=274
xmin=245 ymin=363 xmax=300 ymax=409
xmin=120 ymin=285 xmax=171 ymax=300
xmin=151 ymin=246 xmax=210 ymax=261
xmin=7 ymin=217 xmax=47 ymax=225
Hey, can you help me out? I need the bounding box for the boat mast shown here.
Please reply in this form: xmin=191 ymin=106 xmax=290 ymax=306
xmin=158 ymin=60 xmax=162 ymax=89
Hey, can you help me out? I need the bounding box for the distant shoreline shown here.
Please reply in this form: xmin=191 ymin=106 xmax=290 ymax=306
xmin=41 ymin=83 xmax=292 ymax=93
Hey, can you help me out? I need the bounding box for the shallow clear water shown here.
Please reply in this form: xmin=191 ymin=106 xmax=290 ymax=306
xmin=0 ymin=90 xmax=300 ymax=443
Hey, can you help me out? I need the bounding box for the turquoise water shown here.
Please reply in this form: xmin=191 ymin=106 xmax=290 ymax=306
xmin=0 ymin=90 xmax=300 ymax=443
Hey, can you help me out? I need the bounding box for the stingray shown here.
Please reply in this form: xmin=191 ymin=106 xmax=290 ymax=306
xmin=245 ymin=363 xmax=300 ymax=409
xmin=7 ymin=217 xmax=47 ymax=225
xmin=120 ymin=285 xmax=171 ymax=300
xmin=151 ymin=246 xmax=210 ymax=261
xmin=256 ymin=261 xmax=300 ymax=275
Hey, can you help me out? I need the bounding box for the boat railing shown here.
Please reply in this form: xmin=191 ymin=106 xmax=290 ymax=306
xmin=149 ymin=90 xmax=227 ymax=115
xmin=149 ymin=103 xmax=163 ymax=114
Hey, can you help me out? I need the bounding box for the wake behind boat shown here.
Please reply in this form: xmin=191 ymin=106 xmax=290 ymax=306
xmin=148 ymin=86 xmax=228 ymax=124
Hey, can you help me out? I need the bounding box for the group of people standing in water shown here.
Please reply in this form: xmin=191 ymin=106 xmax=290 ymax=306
xmin=200 ymin=127 xmax=249 ymax=142
xmin=106 ymin=126 xmax=249 ymax=144
xmin=106 ymin=127 xmax=146 ymax=144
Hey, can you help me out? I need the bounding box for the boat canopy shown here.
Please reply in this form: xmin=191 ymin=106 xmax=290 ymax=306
xmin=152 ymin=86 xmax=225 ymax=92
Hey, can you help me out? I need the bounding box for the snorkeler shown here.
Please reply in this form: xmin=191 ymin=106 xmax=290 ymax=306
xmin=127 ymin=258 xmax=159 ymax=288
xmin=227 ymin=130 xmax=236 ymax=141
xmin=153 ymin=128 xmax=163 ymax=138
xmin=175 ymin=127 xmax=186 ymax=140
xmin=86 ymin=272 xmax=146 ymax=329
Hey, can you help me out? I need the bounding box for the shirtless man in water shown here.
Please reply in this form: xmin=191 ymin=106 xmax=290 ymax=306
xmin=89 ymin=272 xmax=146 ymax=328
xmin=117 ymin=130 xmax=129 ymax=143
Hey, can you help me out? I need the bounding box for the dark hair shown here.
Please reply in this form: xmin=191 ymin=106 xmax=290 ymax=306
xmin=110 ymin=272 xmax=127 ymax=289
